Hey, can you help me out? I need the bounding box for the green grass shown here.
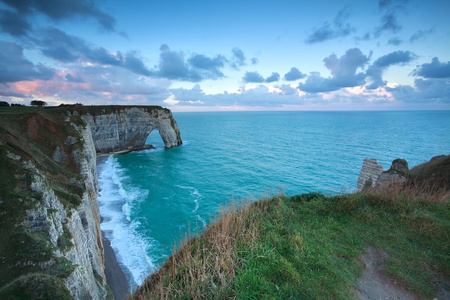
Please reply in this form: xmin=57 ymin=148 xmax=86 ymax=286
xmin=133 ymin=189 xmax=449 ymax=299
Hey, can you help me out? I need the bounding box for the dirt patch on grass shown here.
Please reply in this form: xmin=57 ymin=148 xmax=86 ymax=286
xmin=355 ymin=246 xmax=419 ymax=300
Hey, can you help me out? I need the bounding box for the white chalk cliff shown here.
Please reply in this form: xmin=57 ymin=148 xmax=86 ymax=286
xmin=0 ymin=106 xmax=182 ymax=299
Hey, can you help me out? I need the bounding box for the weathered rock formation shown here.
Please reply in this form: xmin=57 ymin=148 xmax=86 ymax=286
xmin=374 ymin=159 xmax=408 ymax=191
xmin=357 ymin=158 xmax=409 ymax=192
xmin=356 ymin=159 xmax=384 ymax=192
xmin=81 ymin=106 xmax=182 ymax=153
xmin=0 ymin=106 xmax=182 ymax=299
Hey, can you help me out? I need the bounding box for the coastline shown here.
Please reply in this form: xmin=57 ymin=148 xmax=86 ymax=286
xmin=97 ymin=156 xmax=131 ymax=299
xmin=102 ymin=231 xmax=130 ymax=300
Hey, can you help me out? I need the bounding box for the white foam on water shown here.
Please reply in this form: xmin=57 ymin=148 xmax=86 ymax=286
xmin=175 ymin=185 xmax=207 ymax=228
xmin=98 ymin=156 xmax=157 ymax=289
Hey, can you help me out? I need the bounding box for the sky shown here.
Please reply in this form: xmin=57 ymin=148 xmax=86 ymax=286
xmin=0 ymin=0 xmax=449 ymax=111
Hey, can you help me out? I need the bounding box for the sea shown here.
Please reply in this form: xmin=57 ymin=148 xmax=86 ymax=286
xmin=97 ymin=111 xmax=450 ymax=289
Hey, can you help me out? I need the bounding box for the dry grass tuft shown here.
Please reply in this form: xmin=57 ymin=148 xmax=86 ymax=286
xmin=364 ymin=178 xmax=449 ymax=204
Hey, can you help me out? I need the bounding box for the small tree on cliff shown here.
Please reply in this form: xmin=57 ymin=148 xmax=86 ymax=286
xmin=30 ymin=100 xmax=47 ymax=107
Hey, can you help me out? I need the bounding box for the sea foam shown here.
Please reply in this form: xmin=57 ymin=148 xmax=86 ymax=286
xmin=98 ymin=156 xmax=156 ymax=289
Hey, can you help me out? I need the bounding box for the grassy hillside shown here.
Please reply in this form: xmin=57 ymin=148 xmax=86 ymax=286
xmin=132 ymin=157 xmax=449 ymax=299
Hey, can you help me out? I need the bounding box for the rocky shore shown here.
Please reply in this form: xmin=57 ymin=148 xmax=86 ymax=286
xmin=102 ymin=232 xmax=129 ymax=300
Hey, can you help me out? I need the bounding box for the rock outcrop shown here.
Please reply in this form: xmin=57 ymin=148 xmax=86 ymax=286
xmin=0 ymin=106 xmax=182 ymax=299
xmin=357 ymin=159 xmax=384 ymax=192
xmin=374 ymin=159 xmax=408 ymax=191
xmin=357 ymin=158 xmax=409 ymax=192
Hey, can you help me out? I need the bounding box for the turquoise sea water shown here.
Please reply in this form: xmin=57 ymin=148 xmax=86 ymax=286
xmin=97 ymin=111 xmax=450 ymax=289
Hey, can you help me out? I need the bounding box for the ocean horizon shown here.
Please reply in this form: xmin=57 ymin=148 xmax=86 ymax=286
xmin=97 ymin=110 xmax=450 ymax=289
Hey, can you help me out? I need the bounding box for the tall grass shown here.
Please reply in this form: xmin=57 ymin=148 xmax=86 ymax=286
xmin=131 ymin=159 xmax=449 ymax=299
xmin=132 ymin=198 xmax=262 ymax=299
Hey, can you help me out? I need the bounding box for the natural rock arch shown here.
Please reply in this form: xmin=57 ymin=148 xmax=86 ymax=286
xmin=82 ymin=106 xmax=182 ymax=154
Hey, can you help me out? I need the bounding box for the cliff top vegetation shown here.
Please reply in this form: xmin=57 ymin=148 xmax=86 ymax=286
xmin=131 ymin=156 xmax=449 ymax=299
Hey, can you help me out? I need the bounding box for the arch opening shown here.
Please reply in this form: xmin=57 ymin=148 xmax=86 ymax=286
xmin=145 ymin=129 xmax=165 ymax=149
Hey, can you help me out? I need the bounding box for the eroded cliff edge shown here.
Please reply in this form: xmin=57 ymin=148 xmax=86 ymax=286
xmin=0 ymin=105 xmax=182 ymax=299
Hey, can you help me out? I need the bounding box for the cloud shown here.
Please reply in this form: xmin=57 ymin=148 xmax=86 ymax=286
xmin=412 ymin=58 xmax=450 ymax=79
xmin=297 ymin=72 xmax=338 ymax=93
xmin=0 ymin=41 xmax=54 ymax=83
xmin=299 ymin=48 xmax=369 ymax=93
xmin=387 ymin=78 xmax=450 ymax=103
xmin=64 ymin=73 xmax=84 ymax=83
xmin=373 ymin=0 xmax=408 ymax=38
xmin=265 ymin=72 xmax=280 ymax=83
xmin=35 ymin=27 xmax=153 ymax=76
xmin=372 ymin=50 xmax=416 ymax=68
xmin=284 ymin=67 xmax=306 ymax=81
xmin=243 ymin=71 xmax=265 ymax=83
xmin=374 ymin=12 xmax=401 ymax=36
xmin=156 ymin=45 xmax=194 ymax=80
xmin=387 ymin=37 xmax=402 ymax=46
xmin=155 ymin=45 xmax=229 ymax=82
xmin=188 ymin=54 xmax=227 ymax=79
xmin=0 ymin=0 xmax=117 ymax=32
xmin=409 ymin=28 xmax=434 ymax=43
xmin=1 ymin=63 xmax=173 ymax=106
xmin=277 ymin=84 xmax=297 ymax=96
xmin=230 ymin=47 xmax=246 ymax=70
xmin=169 ymin=84 xmax=206 ymax=105
xmin=0 ymin=9 xmax=31 ymax=36
xmin=251 ymin=58 xmax=259 ymax=65
xmin=305 ymin=5 xmax=354 ymax=44
xmin=163 ymin=81 xmax=444 ymax=110
xmin=366 ymin=50 xmax=417 ymax=89
xmin=243 ymin=71 xmax=280 ymax=83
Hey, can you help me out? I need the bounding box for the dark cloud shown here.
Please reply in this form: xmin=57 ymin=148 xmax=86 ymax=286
xmin=373 ymin=50 xmax=416 ymax=68
xmin=155 ymin=45 xmax=228 ymax=82
xmin=298 ymin=72 xmax=343 ymax=93
xmin=374 ymin=13 xmax=401 ymax=36
xmin=414 ymin=78 xmax=450 ymax=100
xmin=243 ymin=71 xmax=280 ymax=83
xmin=366 ymin=50 xmax=416 ymax=89
xmin=298 ymin=48 xmax=369 ymax=93
xmin=157 ymin=45 xmax=194 ymax=80
xmin=413 ymin=58 xmax=450 ymax=79
xmin=36 ymin=31 xmax=227 ymax=81
xmin=265 ymin=72 xmax=280 ymax=83
xmin=0 ymin=0 xmax=116 ymax=32
xmin=188 ymin=54 xmax=227 ymax=78
xmin=243 ymin=71 xmax=265 ymax=83
xmin=0 ymin=87 xmax=27 ymax=98
xmin=36 ymin=27 xmax=152 ymax=76
xmin=305 ymin=5 xmax=354 ymax=44
xmin=387 ymin=78 xmax=450 ymax=103
xmin=387 ymin=37 xmax=402 ymax=46
xmin=284 ymin=67 xmax=306 ymax=81
xmin=0 ymin=41 xmax=54 ymax=83
xmin=409 ymin=28 xmax=434 ymax=43
xmin=232 ymin=47 xmax=245 ymax=64
xmin=373 ymin=0 xmax=408 ymax=38
xmin=0 ymin=9 xmax=31 ymax=36
xmin=251 ymin=57 xmax=259 ymax=65
xmin=123 ymin=51 xmax=152 ymax=76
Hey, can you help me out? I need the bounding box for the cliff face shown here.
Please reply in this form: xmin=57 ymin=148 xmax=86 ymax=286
xmin=357 ymin=158 xmax=409 ymax=192
xmin=0 ymin=106 xmax=182 ymax=299
xmin=81 ymin=106 xmax=182 ymax=153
